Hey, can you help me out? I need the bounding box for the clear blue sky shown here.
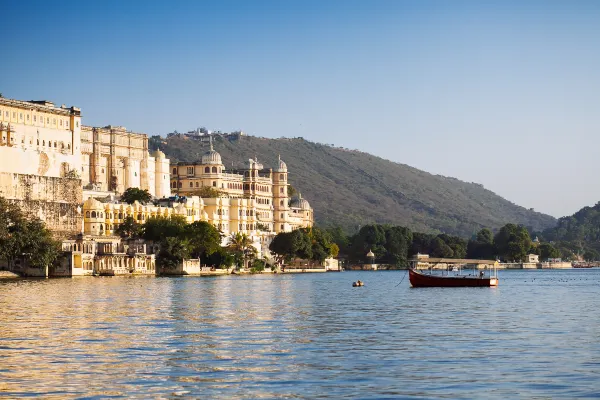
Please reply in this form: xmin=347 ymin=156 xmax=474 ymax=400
xmin=2 ymin=0 xmax=600 ymax=218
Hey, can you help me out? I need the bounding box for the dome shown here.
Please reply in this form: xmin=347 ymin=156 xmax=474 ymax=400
xmin=84 ymin=197 xmax=104 ymax=210
xmin=290 ymin=193 xmax=310 ymax=210
xmin=275 ymin=155 xmax=287 ymax=172
xmin=202 ymin=137 xmax=222 ymax=165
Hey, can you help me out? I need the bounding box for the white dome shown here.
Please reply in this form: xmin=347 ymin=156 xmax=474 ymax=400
xmin=202 ymin=137 xmax=222 ymax=165
xmin=290 ymin=194 xmax=310 ymax=210
xmin=275 ymin=155 xmax=287 ymax=172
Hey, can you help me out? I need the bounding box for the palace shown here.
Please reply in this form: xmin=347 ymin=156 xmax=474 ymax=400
xmin=171 ymin=140 xmax=313 ymax=234
xmin=0 ymin=96 xmax=315 ymax=277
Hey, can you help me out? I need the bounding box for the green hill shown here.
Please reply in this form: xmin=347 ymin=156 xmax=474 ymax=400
xmin=151 ymin=134 xmax=556 ymax=237
xmin=538 ymin=202 xmax=600 ymax=259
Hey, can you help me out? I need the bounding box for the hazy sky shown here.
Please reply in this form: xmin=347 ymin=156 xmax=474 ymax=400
xmin=2 ymin=0 xmax=599 ymax=218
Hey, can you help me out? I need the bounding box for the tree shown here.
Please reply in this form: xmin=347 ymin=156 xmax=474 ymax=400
xmin=382 ymin=226 xmax=413 ymax=266
xmin=583 ymin=248 xmax=599 ymax=261
xmin=539 ymin=243 xmax=560 ymax=260
xmin=494 ymin=224 xmax=532 ymax=261
xmin=190 ymin=186 xmax=225 ymax=198
xmin=349 ymin=225 xmax=386 ymax=262
xmin=22 ymin=220 xmax=61 ymax=269
xmin=287 ymin=185 xmax=297 ymax=198
xmin=143 ymin=215 xmax=187 ymax=242
xmin=115 ymin=216 xmax=143 ymax=239
xmin=156 ymin=237 xmax=191 ymax=269
xmin=269 ymin=231 xmax=295 ymax=262
xmin=0 ymin=197 xmax=61 ymax=270
xmin=120 ymin=188 xmax=152 ymax=205
xmin=185 ymin=221 xmax=221 ymax=258
xmin=431 ymin=237 xmax=454 ymax=258
xmin=467 ymin=228 xmax=495 ymax=259
xmin=227 ymin=232 xmax=257 ymax=268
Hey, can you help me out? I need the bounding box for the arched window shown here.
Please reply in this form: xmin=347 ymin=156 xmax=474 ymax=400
xmin=173 ymin=168 xmax=177 ymax=175
xmin=178 ymin=182 xmax=182 ymax=188
xmin=195 ymin=182 xmax=199 ymax=187
xmin=85 ymin=211 xmax=90 ymax=218
xmin=205 ymin=167 xmax=210 ymax=173
xmin=118 ymin=213 xmax=123 ymax=219
xmin=212 ymin=166 xmax=217 ymax=173
xmin=189 ymin=182 xmax=193 ymax=187
xmin=91 ymin=211 xmax=96 ymax=218
xmin=280 ymin=200 xmax=284 ymax=206
xmin=212 ymin=181 xmax=217 ymax=187
xmin=280 ymin=187 xmax=284 ymax=193
xmin=280 ymin=174 xmax=284 ymax=180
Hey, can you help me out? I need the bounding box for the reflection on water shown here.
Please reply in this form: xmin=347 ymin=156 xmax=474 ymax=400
xmin=1 ymin=270 xmax=600 ymax=398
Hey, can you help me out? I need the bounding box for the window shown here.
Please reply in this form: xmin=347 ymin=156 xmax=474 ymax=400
xmin=212 ymin=181 xmax=217 ymax=187
xmin=187 ymin=167 xmax=194 ymax=175
xmin=280 ymin=174 xmax=284 ymax=180
xmin=195 ymin=182 xmax=199 ymax=187
xmin=190 ymin=182 xmax=193 ymax=187
xmin=134 ymin=172 xmax=137 ymax=177
xmin=173 ymin=168 xmax=177 ymax=175
xmin=205 ymin=167 xmax=210 ymax=173
xmin=212 ymin=166 xmax=217 ymax=173
xmin=281 ymin=213 xmax=284 ymax=219
xmin=178 ymin=182 xmax=182 ymax=188
xmin=91 ymin=211 xmax=96 ymax=218
xmin=42 ymin=140 xmax=45 ymax=146
xmin=280 ymin=187 xmax=284 ymax=193
xmin=280 ymin=200 xmax=284 ymax=206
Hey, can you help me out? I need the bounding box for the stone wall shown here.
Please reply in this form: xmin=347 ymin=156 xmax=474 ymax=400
xmin=0 ymin=173 xmax=82 ymax=238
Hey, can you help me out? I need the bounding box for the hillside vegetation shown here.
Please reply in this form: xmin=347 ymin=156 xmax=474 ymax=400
xmin=151 ymin=134 xmax=556 ymax=237
xmin=538 ymin=202 xmax=600 ymax=260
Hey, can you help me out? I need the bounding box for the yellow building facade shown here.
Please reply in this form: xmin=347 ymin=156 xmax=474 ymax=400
xmin=170 ymin=142 xmax=313 ymax=234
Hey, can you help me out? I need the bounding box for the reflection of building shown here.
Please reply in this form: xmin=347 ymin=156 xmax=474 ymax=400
xmin=81 ymin=125 xmax=170 ymax=198
xmin=171 ymin=142 xmax=313 ymax=234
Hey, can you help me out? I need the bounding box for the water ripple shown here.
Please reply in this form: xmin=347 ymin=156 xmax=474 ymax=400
xmin=1 ymin=270 xmax=600 ymax=398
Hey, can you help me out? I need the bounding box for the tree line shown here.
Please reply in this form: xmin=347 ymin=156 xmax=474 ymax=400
xmin=317 ymin=223 xmax=562 ymax=267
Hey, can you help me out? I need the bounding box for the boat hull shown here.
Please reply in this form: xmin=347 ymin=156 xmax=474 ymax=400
xmin=409 ymin=269 xmax=498 ymax=288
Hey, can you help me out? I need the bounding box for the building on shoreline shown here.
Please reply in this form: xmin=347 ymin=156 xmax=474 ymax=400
xmin=171 ymin=141 xmax=313 ymax=234
xmin=0 ymin=96 xmax=315 ymax=277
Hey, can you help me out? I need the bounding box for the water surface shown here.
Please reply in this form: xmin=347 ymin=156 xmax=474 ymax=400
xmin=1 ymin=270 xmax=599 ymax=398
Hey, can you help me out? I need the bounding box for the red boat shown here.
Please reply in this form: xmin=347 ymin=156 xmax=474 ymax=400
xmin=409 ymin=268 xmax=498 ymax=288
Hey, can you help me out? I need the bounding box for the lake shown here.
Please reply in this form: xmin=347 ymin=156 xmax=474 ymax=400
xmin=1 ymin=269 xmax=599 ymax=399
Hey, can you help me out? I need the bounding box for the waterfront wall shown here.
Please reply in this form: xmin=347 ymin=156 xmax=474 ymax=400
xmin=0 ymin=173 xmax=82 ymax=238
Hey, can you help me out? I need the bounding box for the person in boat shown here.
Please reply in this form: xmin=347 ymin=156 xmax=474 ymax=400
xmin=479 ymin=271 xmax=485 ymax=278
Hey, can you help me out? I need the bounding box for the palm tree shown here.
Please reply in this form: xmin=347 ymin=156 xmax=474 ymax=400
xmin=227 ymin=232 xmax=257 ymax=269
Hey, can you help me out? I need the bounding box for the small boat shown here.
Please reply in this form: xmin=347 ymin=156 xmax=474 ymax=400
xmin=352 ymin=280 xmax=364 ymax=287
xmin=409 ymin=269 xmax=498 ymax=288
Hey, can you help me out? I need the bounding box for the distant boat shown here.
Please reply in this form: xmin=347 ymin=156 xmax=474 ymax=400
xmin=408 ymin=268 xmax=498 ymax=288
